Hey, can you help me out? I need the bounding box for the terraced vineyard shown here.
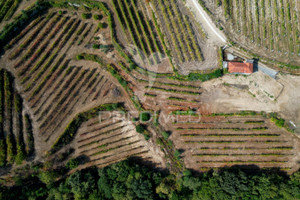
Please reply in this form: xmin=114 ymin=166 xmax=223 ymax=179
xmin=152 ymin=0 xmax=203 ymax=64
xmin=111 ymin=0 xmax=171 ymax=70
xmin=105 ymin=59 xmax=203 ymax=111
xmin=0 ymin=0 xmax=299 ymax=179
xmin=168 ymin=113 xmax=300 ymax=172
xmin=75 ymin=112 xmax=163 ymax=169
xmin=0 ymin=0 xmax=22 ymax=23
xmin=109 ymin=59 xmax=300 ymax=173
xmin=2 ymin=10 xmax=117 ymax=152
xmin=0 ymin=69 xmax=35 ymax=167
xmin=204 ymin=0 xmax=300 ymax=68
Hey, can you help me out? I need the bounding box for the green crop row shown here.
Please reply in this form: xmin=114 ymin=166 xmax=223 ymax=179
xmin=193 ymin=152 xmax=288 ymax=157
xmin=128 ymin=0 xmax=159 ymax=63
xmin=156 ymin=0 xmax=184 ymax=63
xmin=177 ymin=127 xmax=268 ymax=131
xmin=20 ymin=16 xmax=68 ymax=84
xmin=9 ymin=14 xmax=54 ymax=60
xmin=145 ymin=86 xmax=200 ymax=96
xmin=5 ymin=16 xmax=43 ymax=50
xmin=181 ymin=133 xmax=279 ymax=137
xmin=113 ymin=0 xmax=148 ymax=64
xmin=79 ymin=125 xmax=128 ymax=149
xmin=137 ymin=1 xmax=164 ymax=59
xmin=0 ymin=0 xmax=19 ymax=22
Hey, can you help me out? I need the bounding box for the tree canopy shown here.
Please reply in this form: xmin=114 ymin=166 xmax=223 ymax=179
xmin=1 ymin=159 xmax=300 ymax=199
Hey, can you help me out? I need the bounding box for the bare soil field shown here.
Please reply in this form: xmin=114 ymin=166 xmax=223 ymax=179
xmin=199 ymin=72 xmax=300 ymax=130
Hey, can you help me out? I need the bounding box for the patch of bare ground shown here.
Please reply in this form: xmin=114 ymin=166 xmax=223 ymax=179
xmin=199 ymin=72 xmax=300 ymax=131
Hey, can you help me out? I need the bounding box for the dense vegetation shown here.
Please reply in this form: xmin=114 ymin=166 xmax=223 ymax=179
xmin=0 ymin=159 xmax=300 ymax=199
xmin=0 ymin=69 xmax=33 ymax=166
xmin=0 ymin=0 xmax=22 ymax=24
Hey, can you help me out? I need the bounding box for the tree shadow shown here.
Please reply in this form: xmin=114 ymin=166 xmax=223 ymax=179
xmin=128 ymin=156 xmax=169 ymax=174
xmin=188 ymin=164 xmax=289 ymax=178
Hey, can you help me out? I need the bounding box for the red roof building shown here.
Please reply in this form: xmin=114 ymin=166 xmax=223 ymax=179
xmin=227 ymin=61 xmax=254 ymax=74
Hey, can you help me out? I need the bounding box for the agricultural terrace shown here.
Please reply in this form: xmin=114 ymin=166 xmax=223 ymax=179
xmin=110 ymin=0 xmax=220 ymax=74
xmin=152 ymin=0 xmax=203 ymax=63
xmin=201 ymin=0 xmax=300 ymax=71
xmin=0 ymin=0 xmax=22 ymax=23
xmin=99 ymin=54 xmax=300 ymax=173
xmin=1 ymin=8 xmax=123 ymax=154
xmin=0 ymin=69 xmax=34 ymax=167
xmin=0 ymin=0 xmax=299 ymax=175
xmin=168 ymin=112 xmax=300 ymax=173
xmin=74 ymin=111 xmax=163 ymax=169
xmin=111 ymin=0 xmax=172 ymax=73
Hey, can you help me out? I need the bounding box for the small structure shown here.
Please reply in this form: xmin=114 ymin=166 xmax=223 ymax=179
xmin=223 ymin=60 xmax=254 ymax=74
xmin=226 ymin=53 xmax=235 ymax=61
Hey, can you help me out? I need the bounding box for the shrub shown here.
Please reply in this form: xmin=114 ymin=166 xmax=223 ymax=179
xmin=132 ymin=117 xmax=138 ymax=123
xmin=66 ymin=158 xmax=80 ymax=170
xmin=6 ymin=134 xmax=15 ymax=163
xmin=156 ymin=138 xmax=163 ymax=145
xmin=143 ymin=134 xmax=150 ymax=140
xmin=81 ymin=13 xmax=91 ymax=19
xmin=187 ymin=69 xmax=223 ymax=82
xmin=38 ymin=171 xmax=58 ymax=185
xmin=24 ymin=114 xmax=34 ymax=156
xmin=162 ymin=131 xmax=170 ymax=140
xmin=271 ymin=117 xmax=285 ymax=128
xmin=98 ymin=22 xmax=106 ymax=29
xmin=0 ymin=139 xmax=6 ymax=166
xmin=174 ymin=150 xmax=181 ymax=159
xmin=135 ymin=124 xmax=150 ymax=140
xmin=167 ymin=140 xmax=173 ymax=147
xmin=15 ymin=144 xmax=26 ymax=165
xmin=136 ymin=124 xmax=146 ymax=133
xmin=140 ymin=112 xmax=151 ymax=122
xmin=76 ymin=55 xmax=83 ymax=60
xmin=93 ymin=14 xmax=102 ymax=20
xmin=183 ymin=170 xmax=192 ymax=176
xmin=129 ymin=63 xmax=136 ymax=70
xmin=92 ymin=44 xmax=100 ymax=49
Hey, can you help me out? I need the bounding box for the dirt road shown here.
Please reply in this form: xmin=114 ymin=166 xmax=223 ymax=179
xmin=186 ymin=0 xmax=227 ymax=46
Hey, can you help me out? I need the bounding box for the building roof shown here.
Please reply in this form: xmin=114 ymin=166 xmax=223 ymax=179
xmin=228 ymin=61 xmax=253 ymax=74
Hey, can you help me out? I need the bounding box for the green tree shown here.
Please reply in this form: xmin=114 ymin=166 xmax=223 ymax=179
xmin=93 ymin=14 xmax=102 ymax=20
xmin=81 ymin=13 xmax=91 ymax=19
xmin=136 ymin=124 xmax=146 ymax=133
xmin=66 ymin=158 xmax=80 ymax=170
xmin=139 ymin=112 xmax=151 ymax=122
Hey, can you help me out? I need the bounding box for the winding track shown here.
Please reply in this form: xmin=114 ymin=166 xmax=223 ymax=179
xmin=190 ymin=0 xmax=227 ymax=44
